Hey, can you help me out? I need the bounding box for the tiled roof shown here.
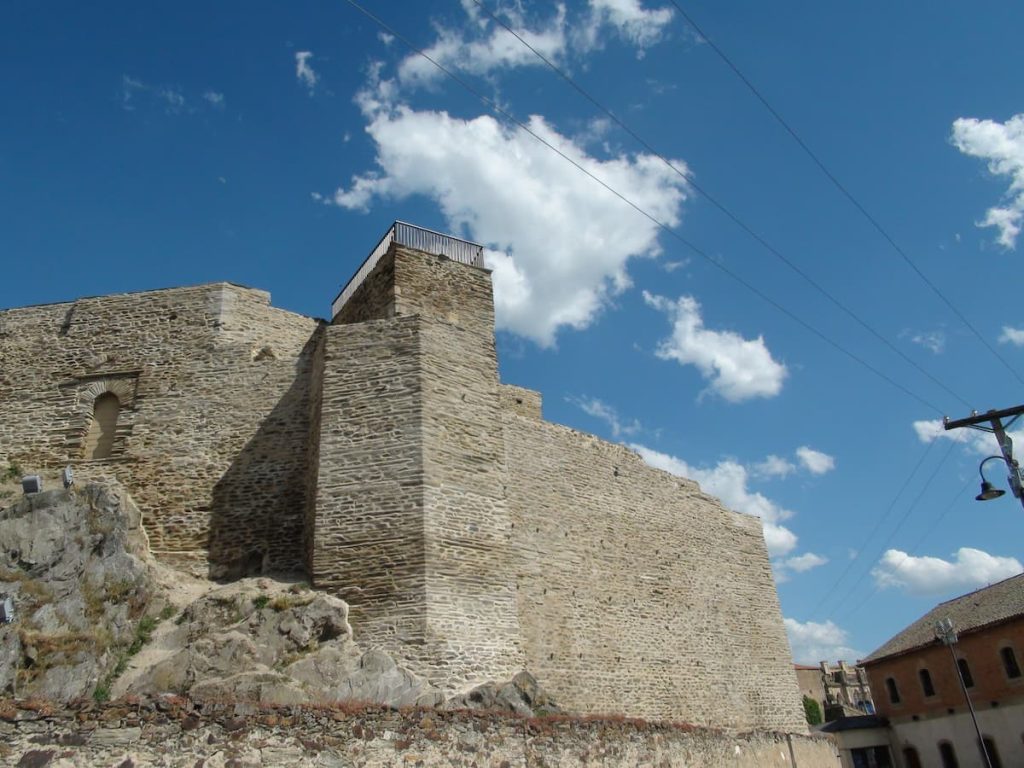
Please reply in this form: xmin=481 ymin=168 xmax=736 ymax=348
xmin=862 ymin=572 xmax=1024 ymax=664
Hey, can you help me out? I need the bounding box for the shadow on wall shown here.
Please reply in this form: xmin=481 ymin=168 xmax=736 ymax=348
xmin=206 ymin=329 xmax=323 ymax=581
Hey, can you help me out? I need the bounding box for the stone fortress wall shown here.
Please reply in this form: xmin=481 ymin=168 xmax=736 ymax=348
xmin=0 ymin=283 xmax=320 ymax=577
xmin=0 ymin=231 xmax=805 ymax=733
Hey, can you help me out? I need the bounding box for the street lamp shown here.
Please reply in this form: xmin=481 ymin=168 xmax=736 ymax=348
xmin=934 ymin=618 xmax=992 ymax=768
xmin=976 ymin=456 xmax=1008 ymax=501
xmin=944 ymin=406 xmax=1024 ymax=510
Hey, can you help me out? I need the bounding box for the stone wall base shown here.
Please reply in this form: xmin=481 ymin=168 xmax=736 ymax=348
xmin=1 ymin=699 xmax=840 ymax=767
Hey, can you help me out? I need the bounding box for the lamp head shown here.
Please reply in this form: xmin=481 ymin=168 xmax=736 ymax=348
xmin=976 ymin=480 xmax=1006 ymax=501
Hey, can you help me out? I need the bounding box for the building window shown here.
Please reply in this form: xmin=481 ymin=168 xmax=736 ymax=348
xmin=902 ymin=747 xmax=922 ymax=768
xmin=84 ymin=392 xmax=120 ymax=459
xmin=919 ymin=668 xmax=936 ymax=697
xmin=980 ymin=737 xmax=1002 ymax=768
xmin=938 ymin=741 xmax=959 ymax=768
xmin=1001 ymin=646 xmax=1021 ymax=678
xmin=957 ymin=658 xmax=974 ymax=688
xmin=885 ymin=676 xmax=900 ymax=704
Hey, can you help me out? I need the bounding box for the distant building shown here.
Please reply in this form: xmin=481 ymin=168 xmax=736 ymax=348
xmin=795 ymin=661 xmax=875 ymax=722
xmin=861 ymin=573 xmax=1024 ymax=768
xmin=796 ymin=663 xmax=828 ymax=717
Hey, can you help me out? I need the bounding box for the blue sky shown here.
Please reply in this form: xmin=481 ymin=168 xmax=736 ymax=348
xmin=4 ymin=0 xmax=1024 ymax=665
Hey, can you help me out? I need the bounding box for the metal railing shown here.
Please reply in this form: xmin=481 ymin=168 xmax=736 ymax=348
xmin=331 ymin=221 xmax=485 ymax=319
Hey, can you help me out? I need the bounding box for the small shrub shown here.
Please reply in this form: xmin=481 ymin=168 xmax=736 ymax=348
xmin=128 ymin=616 xmax=159 ymax=655
xmin=2 ymin=461 xmax=22 ymax=482
xmin=252 ymin=595 xmax=271 ymax=610
xmin=270 ymin=596 xmax=293 ymax=612
xmin=802 ymin=695 xmax=823 ymax=726
xmin=93 ymin=681 xmax=111 ymax=703
xmin=82 ymin=583 xmax=105 ymax=620
xmin=159 ymin=604 xmax=177 ymax=620
xmin=105 ymin=578 xmax=136 ymax=604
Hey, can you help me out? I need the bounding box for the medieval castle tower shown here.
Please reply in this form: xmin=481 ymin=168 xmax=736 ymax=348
xmin=0 ymin=222 xmax=805 ymax=732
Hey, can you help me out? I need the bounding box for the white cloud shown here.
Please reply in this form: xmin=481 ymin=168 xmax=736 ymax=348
xmin=643 ymin=292 xmax=788 ymax=402
xmin=160 ymin=89 xmax=186 ymax=113
xmin=119 ymin=76 xmax=223 ymax=115
xmin=912 ymin=418 xmax=1024 ymax=457
xmin=121 ymin=75 xmax=146 ymax=110
xmin=951 ymin=114 xmax=1024 ymax=249
xmin=999 ymin=326 xmax=1024 ymax=346
xmin=786 ymin=552 xmax=828 ymax=573
xmin=377 ymin=31 xmax=394 ymax=47
xmin=570 ymin=396 xmax=641 ymax=437
xmin=630 ymin=444 xmax=799 ymax=557
xmin=752 ymin=455 xmax=796 ymax=480
xmin=396 ymin=0 xmax=673 ymax=90
xmin=330 ymin=77 xmax=689 ymax=345
xmin=796 ymin=446 xmax=835 ymax=475
xmin=873 ymin=547 xmax=1023 ymax=597
xmin=907 ymin=330 xmax=946 ymax=354
xmin=295 ymin=51 xmax=318 ymax=94
xmin=578 ymin=0 xmax=674 ymax=54
xmin=773 ymin=552 xmax=828 ymax=584
xmin=784 ymin=618 xmax=863 ymax=665
xmin=397 ymin=6 xmax=568 ymax=89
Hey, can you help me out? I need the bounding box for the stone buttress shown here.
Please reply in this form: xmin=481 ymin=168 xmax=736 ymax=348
xmin=311 ymin=242 xmax=524 ymax=691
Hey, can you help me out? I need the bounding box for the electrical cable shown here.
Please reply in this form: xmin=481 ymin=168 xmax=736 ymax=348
xmin=342 ymin=0 xmax=948 ymax=415
xmin=805 ymin=437 xmax=936 ymax=620
xmin=843 ymin=474 xmax=974 ymax=622
xmin=825 ymin=440 xmax=957 ymax=621
xmin=666 ymin=0 xmax=1024 ymax=389
xmin=467 ymin=0 xmax=973 ymax=411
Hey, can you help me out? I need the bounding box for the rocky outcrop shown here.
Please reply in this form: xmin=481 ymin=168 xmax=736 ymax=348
xmin=122 ymin=579 xmax=441 ymax=708
xmin=0 ymin=482 xmax=157 ymax=701
xmin=0 ymin=482 xmax=560 ymax=717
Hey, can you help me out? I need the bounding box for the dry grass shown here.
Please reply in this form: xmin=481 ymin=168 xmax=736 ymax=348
xmin=0 ymin=568 xmax=54 ymax=607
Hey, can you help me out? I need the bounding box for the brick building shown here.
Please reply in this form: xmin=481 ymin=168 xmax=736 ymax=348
xmin=861 ymin=573 xmax=1024 ymax=767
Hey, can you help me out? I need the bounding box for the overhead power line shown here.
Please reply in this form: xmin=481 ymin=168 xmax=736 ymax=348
xmin=342 ymin=0 xmax=946 ymax=414
xmin=467 ymin=0 xmax=972 ymax=411
xmin=666 ymin=0 xmax=1024 ymax=389
xmin=805 ymin=437 xmax=936 ymax=620
xmin=843 ymin=474 xmax=973 ymax=622
xmin=825 ymin=440 xmax=957 ymax=622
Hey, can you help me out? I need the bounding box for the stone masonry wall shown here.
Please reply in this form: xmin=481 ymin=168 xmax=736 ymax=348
xmin=0 ymin=283 xmax=320 ymax=576
xmin=2 ymin=242 xmax=809 ymax=731
xmin=503 ymin=413 xmax=808 ymax=732
xmin=312 ymin=316 xmax=426 ymax=649
xmin=1 ymin=699 xmax=842 ymax=768
xmin=318 ymin=246 xmax=522 ymax=691
xmin=418 ymin=304 xmax=524 ymax=691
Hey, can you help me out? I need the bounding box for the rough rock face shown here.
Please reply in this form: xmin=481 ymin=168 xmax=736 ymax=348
xmin=0 ymin=482 xmax=560 ymax=717
xmin=0 ymin=482 xmax=156 ymax=701
xmin=446 ymin=671 xmax=562 ymax=717
xmin=122 ymin=580 xmax=442 ymax=708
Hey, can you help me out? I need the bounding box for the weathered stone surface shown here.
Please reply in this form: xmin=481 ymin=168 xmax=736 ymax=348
xmin=0 ymin=238 xmax=809 ymax=732
xmin=0 ymin=282 xmax=321 ymax=577
xmin=125 ymin=579 xmax=438 ymax=709
xmin=0 ymin=482 xmax=154 ymax=702
xmin=446 ymin=671 xmax=559 ymax=717
xmin=0 ymin=699 xmax=842 ymax=767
